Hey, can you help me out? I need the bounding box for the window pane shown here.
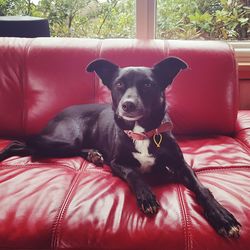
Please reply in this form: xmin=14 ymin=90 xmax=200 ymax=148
xmin=1 ymin=0 xmax=136 ymax=38
xmin=157 ymin=0 xmax=250 ymax=40
xmin=68 ymin=0 xmax=136 ymax=38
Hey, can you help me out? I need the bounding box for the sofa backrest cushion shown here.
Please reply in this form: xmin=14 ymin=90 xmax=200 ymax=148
xmin=0 ymin=38 xmax=238 ymax=137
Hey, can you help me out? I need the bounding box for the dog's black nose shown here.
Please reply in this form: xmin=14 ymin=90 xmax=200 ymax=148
xmin=122 ymin=101 xmax=136 ymax=112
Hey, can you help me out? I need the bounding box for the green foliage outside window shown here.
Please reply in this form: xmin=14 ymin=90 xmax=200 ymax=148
xmin=157 ymin=0 xmax=249 ymax=40
xmin=35 ymin=0 xmax=135 ymax=38
xmin=0 ymin=0 xmax=249 ymax=40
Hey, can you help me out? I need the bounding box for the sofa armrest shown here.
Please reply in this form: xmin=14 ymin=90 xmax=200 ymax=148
xmin=235 ymin=110 xmax=250 ymax=149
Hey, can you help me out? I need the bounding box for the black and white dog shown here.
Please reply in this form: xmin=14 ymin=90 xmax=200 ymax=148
xmin=0 ymin=57 xmax=241 ymax=238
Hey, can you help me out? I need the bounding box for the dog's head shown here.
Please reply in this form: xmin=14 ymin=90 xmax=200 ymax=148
xmin=87 ymin=57 xmax=187 ymax=122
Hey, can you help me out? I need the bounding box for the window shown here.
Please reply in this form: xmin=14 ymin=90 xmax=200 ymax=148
xmin=1 ymin=0 xmax=249 ymax=41
xmin=156 ymin=0 xmax=249 ymax=40
xmin=136 ymin=0 xmax=250 ymax=63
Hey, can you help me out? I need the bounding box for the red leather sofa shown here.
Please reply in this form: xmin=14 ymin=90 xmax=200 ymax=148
xmin=0 ymin=38 xmax=249 ymax=250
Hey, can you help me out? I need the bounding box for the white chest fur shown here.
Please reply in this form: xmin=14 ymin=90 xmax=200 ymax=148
xmin=132 ymin=124 xmax=156 ymax=173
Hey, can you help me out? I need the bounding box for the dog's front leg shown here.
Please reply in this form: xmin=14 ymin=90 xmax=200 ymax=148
xmin=162 ymin=137 xmax=241 ymax=237
xmin=110 ymin=160 xmax=160 ymax=215
xmin=182 ymin=165 xmax=241 ymax=238
xmin=177 ymin=162 xmax=241 ymax=238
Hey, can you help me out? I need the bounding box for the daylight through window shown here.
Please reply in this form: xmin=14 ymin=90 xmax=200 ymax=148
xmin=0 ymin=0 xmax=249 ymax=40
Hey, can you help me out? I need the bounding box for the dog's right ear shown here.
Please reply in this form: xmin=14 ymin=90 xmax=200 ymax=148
xmin=86 ymin=59 xmax=119 ymax=89
xmin=152 ymin=57 xmax=188 ymax=90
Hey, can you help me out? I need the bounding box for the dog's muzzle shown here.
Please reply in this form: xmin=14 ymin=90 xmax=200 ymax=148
xmin=118 ymin=100 xmax=143 ymax=121
xmin=117 ymin=87 xmax=145 ymax=121
xmin=118 ymin=104 xmax=144 ymax=121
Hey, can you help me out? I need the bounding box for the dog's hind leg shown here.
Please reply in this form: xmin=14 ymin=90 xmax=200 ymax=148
xmin=26 ymin=134 xmax=81 ymax=159
xmin=26 ymin=135 xmax=104 ymax=165
xmin=0 ymin=140 xmax=30 ymax=161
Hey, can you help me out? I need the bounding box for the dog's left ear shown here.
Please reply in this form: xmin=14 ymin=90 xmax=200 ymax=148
xmin=152 ymin=57 xmax=188 ymax=89
xmin=86 ymin=59 xmax=119 ymax=89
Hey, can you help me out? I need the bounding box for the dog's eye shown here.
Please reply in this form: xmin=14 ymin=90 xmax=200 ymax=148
xmin=144 ymin=82 xmax=152 ymax=88
xmin=116 ymin=82 xmax=124 ymax=88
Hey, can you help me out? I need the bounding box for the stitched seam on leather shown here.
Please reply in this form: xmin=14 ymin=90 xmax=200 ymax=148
xmin=0 ymin=248 xmax=50 ymax=250
xmin=51 ymin=160 xmax=88 ymax=249
xmin=93 ymin=39 xmax=103 ymax=103
xmin=85 ymin=168 xmax=111 ymax=175
xmin=234 ymin=137 xmax=250 ymax=153
xmin=1 ymin=163 xmax=249 ymax=172
xmin=22 ymin=38 xmax=34 ymax=138
xmin=0 ymin=162 xmax=84 ymax=171
xmin=194 ymin=165 xmax=250 ymax=174
xmin=19 ymin=40 xmax=26 ymax=137
xmin=229 ymin=42 xmax=239 ymax=130
xmin=236 ymin=127 xmax=250 ymax=132
xmin=177 ymin=185 xmax=192 ymax=250
xmin=56 ymin=247 xmax=153 ymax=250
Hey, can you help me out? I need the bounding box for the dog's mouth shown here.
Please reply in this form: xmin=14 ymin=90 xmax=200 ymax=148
xmin=119 ymin=114 xmax=144 ymax=121
xmin=116 ymin=107 xmax=144 ymax=122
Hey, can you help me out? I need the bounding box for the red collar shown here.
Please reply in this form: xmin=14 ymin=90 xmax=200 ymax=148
xmin=124 ymin=121 xmax=173 ymax=141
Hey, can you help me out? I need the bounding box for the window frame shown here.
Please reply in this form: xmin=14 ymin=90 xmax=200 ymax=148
xmin=135 ymin=0 xmax=250 ymax=65
xmin=136 ymin=0 xmax=156 ymax=39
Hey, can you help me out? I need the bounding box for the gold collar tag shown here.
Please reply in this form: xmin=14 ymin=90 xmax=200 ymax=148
xmin=153 ymin=133 xmax=163 ymax=148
